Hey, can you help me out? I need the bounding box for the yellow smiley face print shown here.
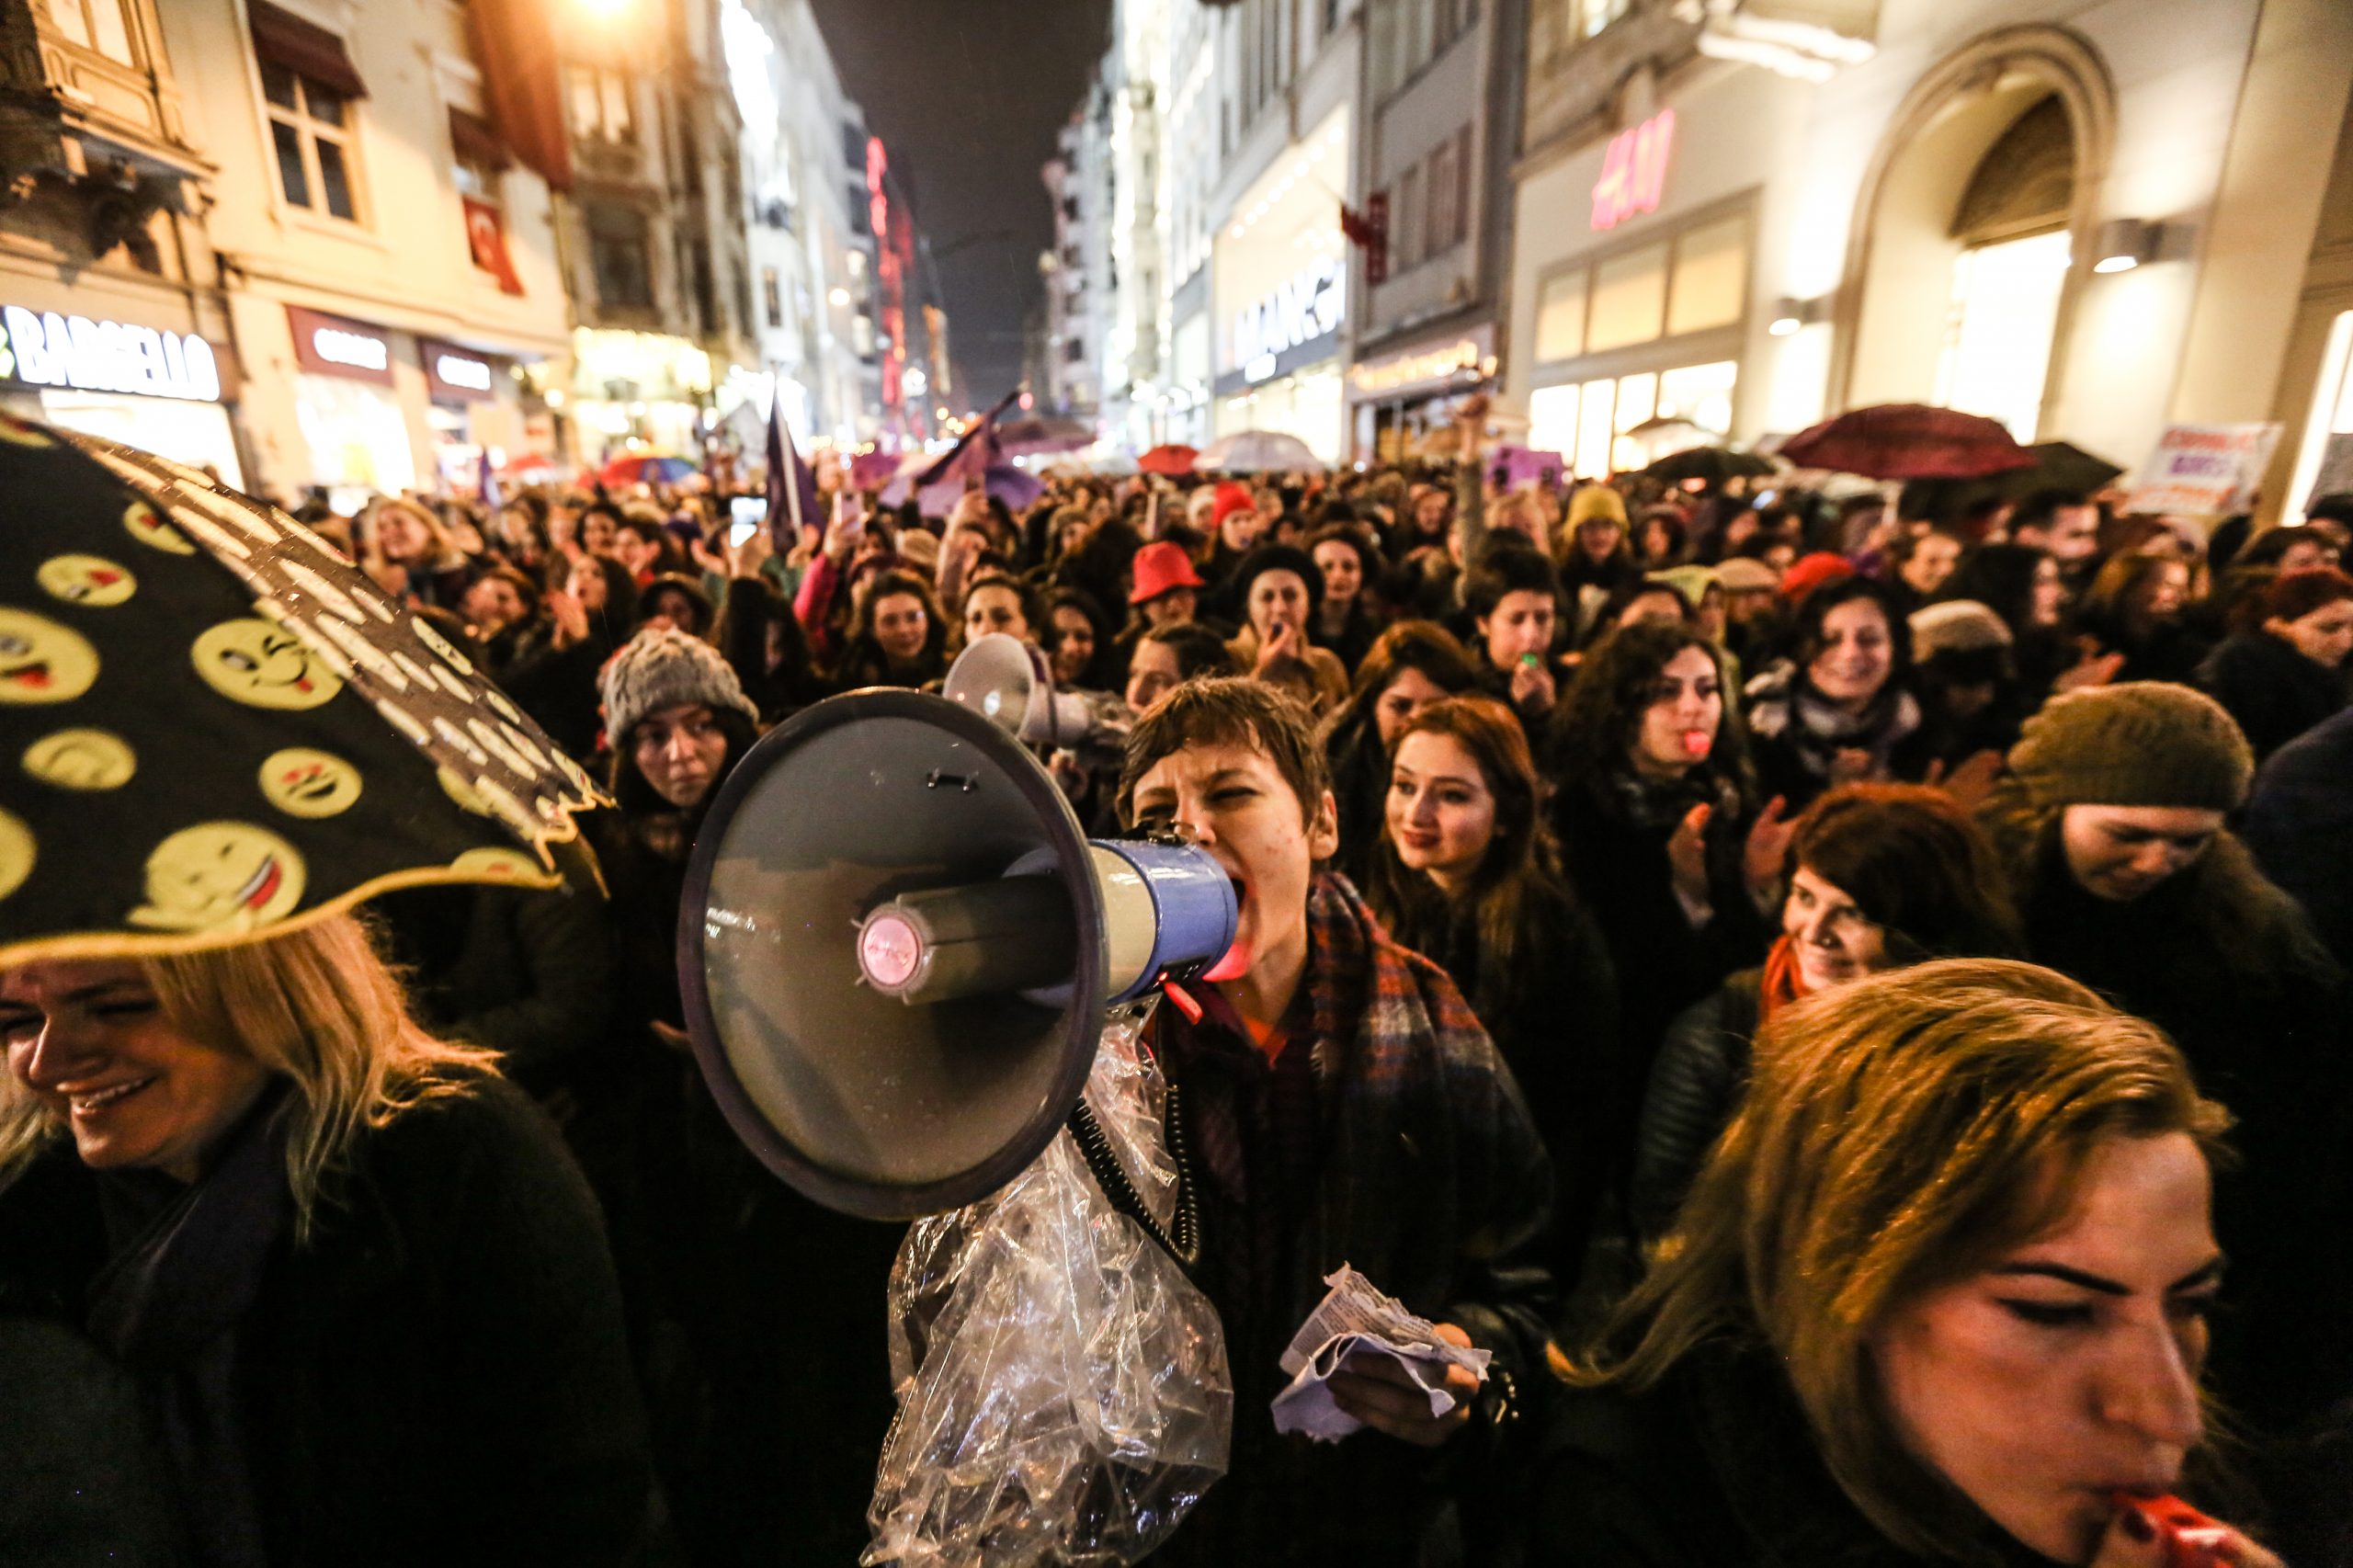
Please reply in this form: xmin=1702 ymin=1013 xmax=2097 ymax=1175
xmin=129 ymin=822 xmax=306 ymax=933
xmin=257 ymin=747 xmax=362 ymax=819
xmin=23 ymin=729 xmax=135 ymax=790
xmin=37 ymin=554 xmax=136 ymax=608
xmin=192 ymin=619 xmax=342 ymax=710
xmin=0 ymin=608 xmax=99 ymax=704
xmin=0 ymin=808 xmax=33 ymax=900
xmin=124 ymin=500 xmax=197 ymax=554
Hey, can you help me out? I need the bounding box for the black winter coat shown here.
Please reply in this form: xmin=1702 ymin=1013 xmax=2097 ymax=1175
xmin=2242 ymin=705 xmax=2353 ymax=973
xmin=0 ymin=1078 xmax=667 ymax=1568
xmin=2196 ymin=631 xmax=2345 ymax=762
xmin=1628 ymin=969 xmax=1762 ymax=1242
xmin=1540 ymin=1344 xmax=2089 ymax=1568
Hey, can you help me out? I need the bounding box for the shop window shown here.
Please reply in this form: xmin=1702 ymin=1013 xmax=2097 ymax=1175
xmin=1574 ymin=377 xmax=1616 ymax=480
xmin=1656 ymin=360 xmax=1738 ymax=440
xmin=1586 ymin=241 xmax=1667 ymax=352
xmin=2285 ymin=311 xmax=2353 ymax=524
xmin=1529 ymin=383 xmax=1580 ymax=460
xmin=1534 ymin=267 xmax=1587 ymax=362
xmin=1666 ymin=214 xmax=1747 ymax=336
xmin=1426 ymin=130 xmax=1470 ymax=257
xmin=45 ymin=0 xmax=134 ymax=63
xmin=763 ymin=267 xmax=785 ymax=329
xmin=263 ymin=62 xmax=362 ymax=222
xmin=567 ymin=65 xmax=635 ymax=144
xmin=1933 ymin=229 xmax=2071 ymax=442
xmin=586 ymin=201 xmax=654 ymax=309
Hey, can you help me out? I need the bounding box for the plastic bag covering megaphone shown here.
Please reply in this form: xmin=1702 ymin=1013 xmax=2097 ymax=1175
xmin=865 ymin=1004 xmax=1233 ymax=1568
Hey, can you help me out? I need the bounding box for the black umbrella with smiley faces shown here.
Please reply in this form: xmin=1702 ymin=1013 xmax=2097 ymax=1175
xmin=0 ymin=416 xmax=607 ymax=964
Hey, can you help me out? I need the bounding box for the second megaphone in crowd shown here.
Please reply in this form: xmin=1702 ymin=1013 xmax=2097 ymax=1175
xmin=676 ymin=670 xmax=1235 ymax=1225
xmin=942 ymin=631 xmax=1133 ymax=768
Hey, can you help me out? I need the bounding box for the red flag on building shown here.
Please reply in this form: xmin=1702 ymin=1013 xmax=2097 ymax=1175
xmin=463 ymin=197 xmax=524 ymax=294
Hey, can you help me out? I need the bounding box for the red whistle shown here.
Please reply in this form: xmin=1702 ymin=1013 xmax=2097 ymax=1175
xmin=2109 ymin=1494 xmax=2231 ymax=1568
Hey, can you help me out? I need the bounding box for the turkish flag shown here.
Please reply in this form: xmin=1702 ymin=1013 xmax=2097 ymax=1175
xmin=463 ymin=196 xmax=523 ymax=295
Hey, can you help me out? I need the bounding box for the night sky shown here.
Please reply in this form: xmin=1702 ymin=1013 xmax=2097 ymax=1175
xmin=807 ymin=0 xmax=1112 ymax=405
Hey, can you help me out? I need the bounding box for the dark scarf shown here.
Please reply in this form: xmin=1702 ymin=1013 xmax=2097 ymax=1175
xmin=88 ymin=1081 xmax=296 ymax=1568
xmin=1747 ymin=665 xmax=1921 ymax=784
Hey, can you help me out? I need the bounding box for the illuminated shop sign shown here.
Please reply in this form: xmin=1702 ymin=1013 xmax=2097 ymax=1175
xmin=1591 ymin=108 xmax=1676 ymax=232
xmin=420 ymin=337 xmax=495 ymax=403
xmin=1235 ymin=257 xmax=1346 ymax=383
xmin=1349 ymin=330 xmax=1496 ymax=398
xmin=286 ymin=304 xmax=394 ymax=386
xmin=0 ymin=305 xmax=222 ymax=402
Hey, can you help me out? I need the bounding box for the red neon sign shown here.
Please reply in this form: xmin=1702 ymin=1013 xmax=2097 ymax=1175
xmin=1591 ymin=108 xmax=1675 ymax=232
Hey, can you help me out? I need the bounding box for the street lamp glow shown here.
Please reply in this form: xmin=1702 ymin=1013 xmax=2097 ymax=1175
xmin=575 ymin=0 xmax=631 ymax=15
xmin=829 ymin=287 xmax=851 ymax=307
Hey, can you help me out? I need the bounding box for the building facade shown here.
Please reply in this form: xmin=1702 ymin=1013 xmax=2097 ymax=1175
xmin=1502 ymin=0 xmax=2353 ymax=519
xmin=0 ymin=0 xmax=244 ymax=482
xmin=1347 ymin=0 xmax=1525 ymax=463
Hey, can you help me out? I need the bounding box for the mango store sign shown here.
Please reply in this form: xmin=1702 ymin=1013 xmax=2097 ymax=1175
xmin=1235 ymin=258 xmax=1346 ymax=383
xmin=0 ymin=305 xmax=222 ymax=402
xmin=1591 ymin=109 xmax=1675 ymax=233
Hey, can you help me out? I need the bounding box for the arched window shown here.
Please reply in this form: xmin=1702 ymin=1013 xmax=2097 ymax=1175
xmin=1933 ymin=96 xmax=2076 ymax=440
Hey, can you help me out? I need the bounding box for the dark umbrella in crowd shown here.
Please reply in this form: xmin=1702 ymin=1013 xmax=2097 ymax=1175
xmin=990 ymin=414 xmax=1097 ymax=459
xmin=1898 ymin=439 xmax=2126 ymax=525
xmin=1640 ymin=445 xmax=1782 ymax=487
xmin=0 ymin=416 xmax=605 ymax=967
xmin=1779 ymin=403 xmax=2040 ymax=481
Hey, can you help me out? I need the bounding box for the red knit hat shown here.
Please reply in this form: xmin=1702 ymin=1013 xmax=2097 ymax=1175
xmin=1211 ymin=482 xmax=1255 ymax=530
xmin=1129 ymin=540 xmax=1207 ymax=605
xmin=1779 ymin=551 xmax=1855 ymax=603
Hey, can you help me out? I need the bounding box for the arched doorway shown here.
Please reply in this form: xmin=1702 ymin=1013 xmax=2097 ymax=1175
xmin=1833 ymin=27 xmax=2116 ymax=437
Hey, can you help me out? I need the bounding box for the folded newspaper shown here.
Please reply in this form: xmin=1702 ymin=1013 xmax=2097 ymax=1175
xmin=1269 ymin=1265 xmax=1491 ymax=1442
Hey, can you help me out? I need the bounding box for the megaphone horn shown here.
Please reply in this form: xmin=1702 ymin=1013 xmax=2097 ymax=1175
xmin=678 ymin=688 xmax=1234 ymax=1222
xmin=944 ymin=631 xmax=1099 ymax=751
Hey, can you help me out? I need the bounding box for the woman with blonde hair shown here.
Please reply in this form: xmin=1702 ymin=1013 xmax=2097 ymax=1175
xmin=1540 ymin=958 xmax=2279 ymax=1568
xmin=0 ymin=913 xmax=665 ymax=1565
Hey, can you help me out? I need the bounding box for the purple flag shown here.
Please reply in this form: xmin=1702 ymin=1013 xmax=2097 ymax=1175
xmin=766 ymin=394 xmax=820 ymax=546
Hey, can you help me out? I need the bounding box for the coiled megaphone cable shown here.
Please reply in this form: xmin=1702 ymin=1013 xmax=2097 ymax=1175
xmin=1066 ymin=1083 xmax=1201 ymax=1273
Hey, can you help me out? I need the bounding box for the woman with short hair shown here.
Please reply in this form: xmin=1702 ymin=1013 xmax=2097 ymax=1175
xmin=1743 ymin=576 xmax=1928 ymax=812
xmin=1542 ymin=958 xmax=2279 ymax=1568
xmin=1631 ymin=783 xmax=2018 ymax=1238
xmin=0 ymin=915 xmax=665 ymax=1566
xmin=2194 ymin=565 xmax=2353 ymax=759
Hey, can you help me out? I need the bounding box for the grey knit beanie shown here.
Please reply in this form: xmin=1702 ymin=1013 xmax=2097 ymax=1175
xmin=601 ymin=626 xmax=759 ymax=744
xmin=1909 ymin=599 xmax=2012 ymax=660
xmin=2007 ymin=682 xmax=2254 ymax=812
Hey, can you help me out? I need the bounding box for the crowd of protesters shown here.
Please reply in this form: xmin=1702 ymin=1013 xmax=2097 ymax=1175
xmin=6 ymin=395 xmax=2353 ymax=1568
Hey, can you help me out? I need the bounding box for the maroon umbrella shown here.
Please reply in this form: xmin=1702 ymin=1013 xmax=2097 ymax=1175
xmin=1139 ymin=444 xmax=1199 ymax=476
xmin=1778 ymin=403 xmax=2037 ymax=482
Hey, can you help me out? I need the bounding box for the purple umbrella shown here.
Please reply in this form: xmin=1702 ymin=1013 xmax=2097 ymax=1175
xmin=991 ymin=415 xmax=1097 ymax=458
xmin=917 ymin=462 xmax=1043 ymax=517
xmin=848 ymin=449 xmax=904 ymax=491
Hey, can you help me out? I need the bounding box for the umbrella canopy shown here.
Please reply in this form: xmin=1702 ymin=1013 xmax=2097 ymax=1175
xmin=1779 ymin=403 xmax=2036 ymax=482
xmin=600 ymin=454 xmax=698 ymax=487
xmin=0 ymin=418 xmax=605 ymax=965
xmin=1197 ymin=430 xmax=1321 ymax=474
xmin=1139 ymin=444 xmax=1199 ymax=476
xmin=503 ymin=452 xmax=559 ymax=479
xmin=990 ymin=415 xmax=1097 ymax=459
xmin=1897 ymin=440 xmax=2126 ymax=525
xmin=1641 ymin=446 xmax=1782 ymax=486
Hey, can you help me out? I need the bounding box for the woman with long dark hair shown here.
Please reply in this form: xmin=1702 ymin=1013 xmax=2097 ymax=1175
xmin=1319 ymin=620 xmax=1481 ymax=890
xmin=1369 ymin=694 xmax=1620 ymax=1282
xmin=831 ymin=569 xmax=949 ymax=689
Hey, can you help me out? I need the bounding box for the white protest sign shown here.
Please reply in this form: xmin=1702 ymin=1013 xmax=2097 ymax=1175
xmin=2120 ymin=423 xmax=2279 ymax=517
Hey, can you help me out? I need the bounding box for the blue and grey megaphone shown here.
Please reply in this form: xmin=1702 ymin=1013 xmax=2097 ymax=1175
xmin=678 ymin=663 xmax=1235 ymax=1224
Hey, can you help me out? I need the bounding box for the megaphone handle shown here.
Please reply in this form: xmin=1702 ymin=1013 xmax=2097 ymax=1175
xmin=1067 ymin=1086 xmax=1201 ymax=1273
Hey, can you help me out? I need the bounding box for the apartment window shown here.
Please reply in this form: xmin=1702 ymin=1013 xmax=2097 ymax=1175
xmin=263 ymin=62 xmax=361 ymax=222
xmin=566 ymin=65 xmax=634 ymax=144
xmin=1427 ymin=131 xmax=1470 ymax=256
xmin=1394 ymin=164 xmax=1424 ymax=273
xmin=45 ymin=0 xmax=134 ymax=63
xmin=763 ymin=267 xmax=784 ymax=329
xmin=585 ymin=201 xmax=653 ymax=308
xmin=448 ymin=108 xmax=508 ymax=202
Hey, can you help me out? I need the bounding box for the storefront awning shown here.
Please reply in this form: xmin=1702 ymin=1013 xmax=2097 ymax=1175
xmin=248 ymin=0 xmax=367 ymax=101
